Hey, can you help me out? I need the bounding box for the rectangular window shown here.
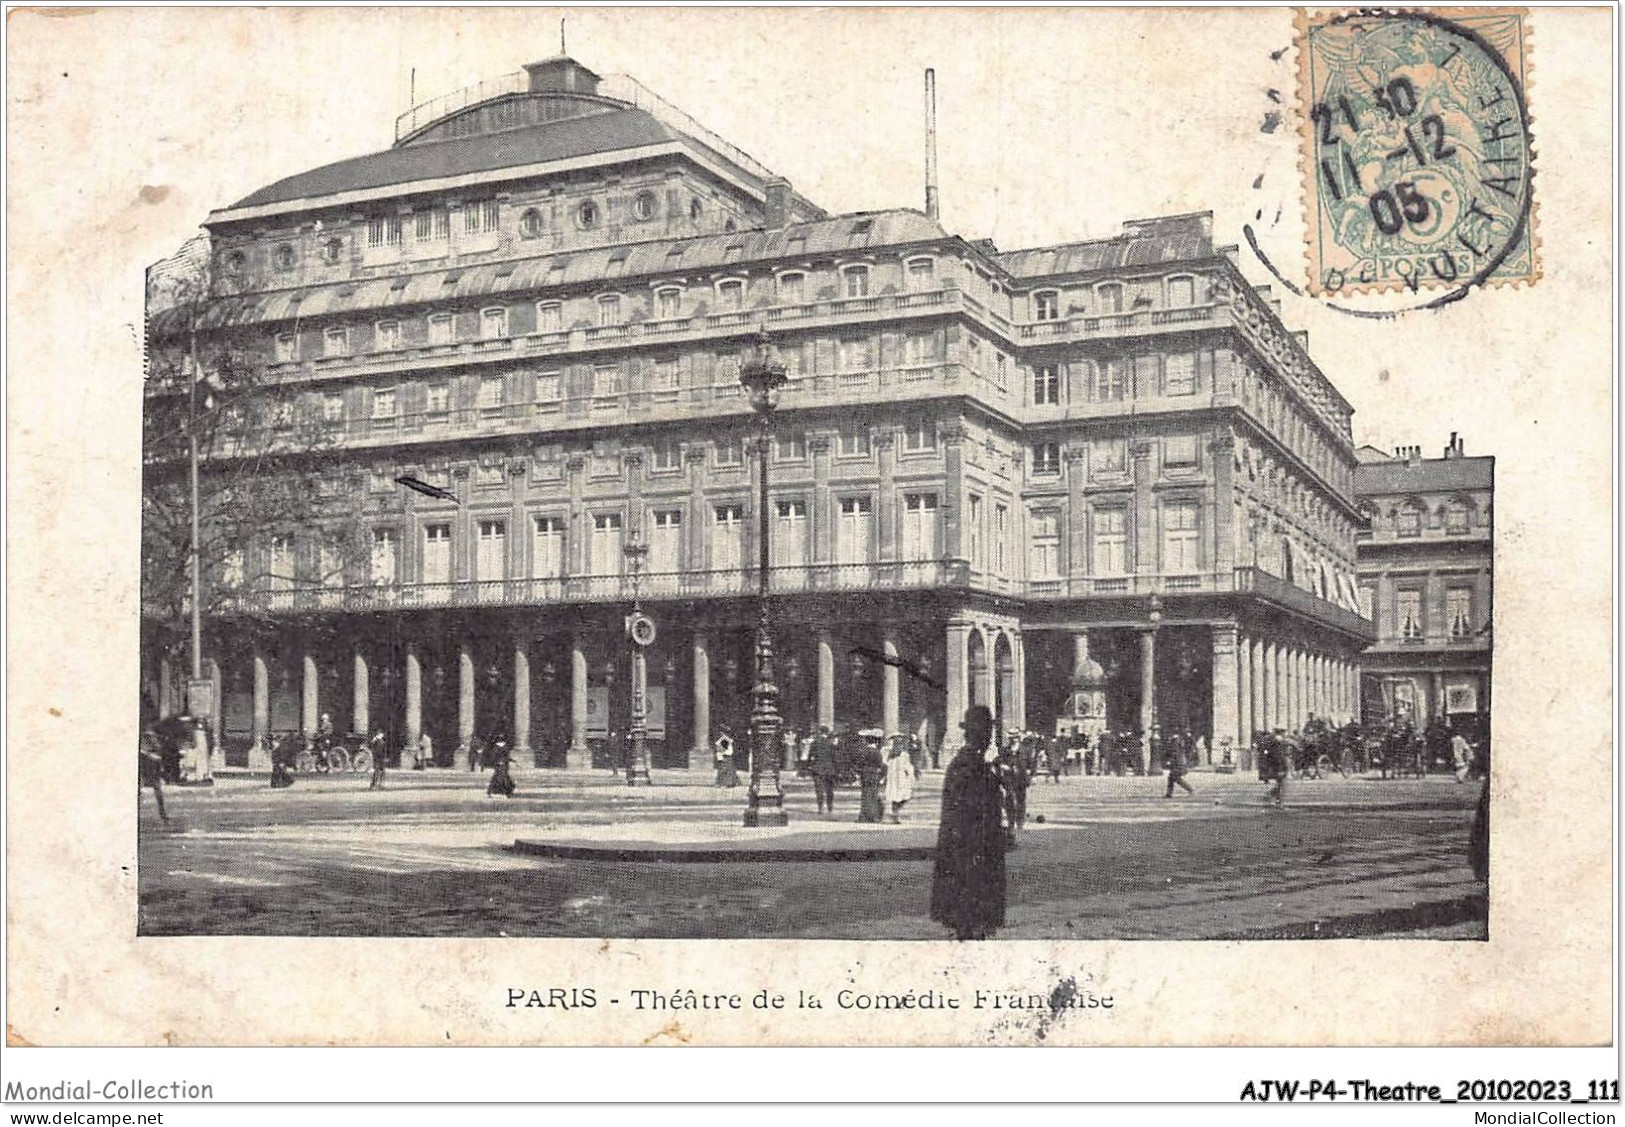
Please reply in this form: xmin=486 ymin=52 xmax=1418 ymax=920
xmin=371 ymin=388 xmax=397 ymax=420
xmin=427 ymin=313 xmax=454 ymax=345
xmin=777 ymin=272 xmax=805 ymax=304
xmin=1164 ymin=434 xmax=1199 ymax=467
xmin=903 ymin=330 xmax=942 ymax=366
xmin=268 ymin=535 xmax=295 ymax=591
xmin=993 ymin=504 xmax=1009 ymax=575
xmin=1167 ymin=276 xmax=1197 ymax=307
xmin=530 ymin=369 xmax=561 ymax=404
xmin=535 ymin=303 xmax=562 ymax=333
xmin=906 ymin=259 xmax=935 ymax=291
xmin=274 ymin=334 xmax=296 ymax=363
xmin=995 ymin=353 xmax=1008 ymax=389
xmin=414 ymin=211 xmax=447 ymax=241
xmin=902 ymin=418 xmax=937 ymax=452
xmin=1029 ymin=510 xmax=1060 ymax=578
xmin=1445 ymin=504 xmax=1470 ymax=535
xmin=713 ymin=352 xmax=740 ymax=388
xmin=480 ymin=307 xmax=508 ymax=340
xmin=476 ymin=520 xmax=506 ymax=581
xmin=715 ymin=434 xmax=743 ymax=466
xmin=481 ymin=200 xmax=500 ymax=231
xmin=320 ymin=392 xmax=344 ymax=423
xmin=369 ymin=528 xmax=398 ymax=585
xmin=1032 ymin=364 xmax=1060 ymax=406
xmin=477 ymin=376 xmax=505 ymax=410
xmin=367 ymin=216 xmax=402 ymax=247
xmin=712 ymin=504 xmax=745 ymax=572
xmin=837 ymin=496 xmax=874 ymax=566
xmin=652 ymin=357 xmax=680 ymax=393
xmin=1097 ymin=282 xmax=1124 ymax=314
xmin=651 ymin=436 xmax=682 ymax=472
xmin=1447 ymin=587 xmax=1474 ymax=639
xmin=1397 ymin=589 xmax=1424 ymax=639
xmin=421 ymin=523 xmax=451 ymax=584
xmin=838 ymin=337 xmax=873 ymax=373
xmin=323 ymin=326 xmax=348 ymax=357
xmin=842 ymin=266 xmax=870 ymax=298
xmin=1092 ymin=508 xmax=1128 ymax=575
xmin=650 ymin=510 xmax=683 ymax=573
xmin=775 ymin=430 xmax=807 ymax=462
xmin=1359 ymin=584 xmax=1376 ymax=627
xmin=968 ymin=494 xmax=984 ymax=569
xmin=1397 ymin=507 xmax=1423 ymax=538
xmin=1033 ymin=292 xmax=1060 ymax=321
xmin=1133 ymin=354 xmax=1161 ymax=395
xmin=774 ymin=499 xmax=808 ymax=568
xmin=591 ymin=513 xmax=624 ymax=575
xmin=838 ymin=424 xmax=870 ymax=458
xmin=1162 ymin=502 xmax=1200 ymax=573
xmin=716 ymin=279 xmax=744 ymax=312
xmin=426 ymin=383 xmax=450 ymax=415
xmin=375 ymin=321 xmax=400 ymax=352
xmin=1164 ymin=353 xmax=1197 ymax=395
xmin=656 ymin=289 xmax=682 ymax=319
xmin=1094 ymin=358 xmax=1129 ymax=401
xmin=1092 ymin=438 xmax=1128 ymax=476
xmin=593 ymin=364 xmax=622 ymax=398
xmin=1031 ymin=442 xmax=1061 ymax=475
xmin=532 ymin=516 xmax=566 ymax=580
xmin=901 ymin=493 xmax=939 ymax=560
xmin=597 ymin=294 xmax=622 ymax=327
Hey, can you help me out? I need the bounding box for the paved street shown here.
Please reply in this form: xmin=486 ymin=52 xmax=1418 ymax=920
xmin=137 ymin=768 xmax=1486 ymax=939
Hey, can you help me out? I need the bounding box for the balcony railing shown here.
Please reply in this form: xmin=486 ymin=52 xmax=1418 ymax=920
xmin=220 ymin=559 xmax=975 ymax=615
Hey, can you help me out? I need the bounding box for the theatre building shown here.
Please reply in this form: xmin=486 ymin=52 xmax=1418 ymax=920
xmin=1353 ymin=436 xmax=1494 ymax=738
xmin=142 ymin=55 xmax=1375 ymax=773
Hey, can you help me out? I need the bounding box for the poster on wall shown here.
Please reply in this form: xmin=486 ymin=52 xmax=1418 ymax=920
xmin=1446 ymin=677 xmax=1480 ymax=715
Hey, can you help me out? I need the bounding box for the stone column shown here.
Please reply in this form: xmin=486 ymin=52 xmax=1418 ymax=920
xmin=352 ymin=649 xmax=370 ymax=736
xmin=1211 ymin=431 xmax=1236 ymax=573
xmin=301 ymin=653 xmax=319 ymax=738
xmin=1211 ymin=624 xmax=1238 ymax=767
xmin=157 ymin=658 xmax=174 ymax=721
xmin=690 ymin=631 xmax=711 ymax=764
xmin=975 ymin=627 xmax=997 ymax=711
xmin=876 ymin=433 xmax=897 ymax=563
xmin=941 ymin=424 xmax=965 ymax=564
xmin=1249 ymin=637 xmax=1265 ymax=749
xmin=1011 ymin=630 xmax=1027 ymax=732
xmin=249 ymin=650 xmax=271 ymax=769
xmin=815 ymin=629 xmax=835 ymax=730
xmin=1263 ymin=641 xmax=1279 ymax=729
xmin=513 ymin=639 xmax=532 ymax=757
xmin=881 ymin=629 xmax=901 ymax=735
xmin=1236 ymin=631 xmax=1252 ymax=763
xmin=569 ymin=631 xmax=589 ymax=768
xmin=456 ymin=641 xmax=475 ymax=768
xmin=1138 ymin=627 xmax=1156 ymax=773
xmin=404 ymin=644 xmax=422 ymax=761
xmin=944 ymin=618 xmax=971 ymax=744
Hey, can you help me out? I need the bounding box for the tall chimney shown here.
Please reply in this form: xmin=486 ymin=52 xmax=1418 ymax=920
xmin=924 ymin=68 xmax=940 ymax=221
xmin=764 ymin=177 xmax=792 ymax=229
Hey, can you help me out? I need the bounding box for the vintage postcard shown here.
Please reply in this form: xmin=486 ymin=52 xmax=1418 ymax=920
xmin=4 ymin=5 xmax=1614 ymax=1056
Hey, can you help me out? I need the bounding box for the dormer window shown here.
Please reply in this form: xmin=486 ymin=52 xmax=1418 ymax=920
xmin=1033 ymin=290 xmax=1060 ymax=321
xmin=519 ymin=208 xmax=545 ymax=239
xmin=841 ymin=265 xmax=870 ymax=299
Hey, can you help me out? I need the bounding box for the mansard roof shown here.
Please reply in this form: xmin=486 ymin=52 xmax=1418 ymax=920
xmin=995 ymin=212 xmax=1216 ymax=279
xmin=1355 ymin=456 xmax=1495 ymax=496
xmin=227 ymin=107 xmax=681 ymax=211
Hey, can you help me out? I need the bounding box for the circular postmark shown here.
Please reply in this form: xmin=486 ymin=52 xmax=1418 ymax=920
xmin=1253 ymin=8 xmax=1537 ymax=316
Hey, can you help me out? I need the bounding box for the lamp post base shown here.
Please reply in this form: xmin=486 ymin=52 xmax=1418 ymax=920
xmin=743 ymin=795 xmax=789 ymax=827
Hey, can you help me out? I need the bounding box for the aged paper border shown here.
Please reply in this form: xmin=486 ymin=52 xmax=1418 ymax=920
xmin=3 ymin=4 xmax=1614 ymax=1050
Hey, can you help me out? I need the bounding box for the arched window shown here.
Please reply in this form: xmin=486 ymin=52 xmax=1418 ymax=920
xmin=520 ymin=208 xmax=545 ymax=238
xmin=576 ymin=200 xmax=601 ymax=229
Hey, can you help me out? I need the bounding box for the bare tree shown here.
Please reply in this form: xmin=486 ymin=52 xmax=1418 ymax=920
xmin=142 ymin=243 xmax=371 ymax=682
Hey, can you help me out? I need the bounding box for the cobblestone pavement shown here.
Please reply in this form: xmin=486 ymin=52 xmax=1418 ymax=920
xmin=137 ymin=768 xmax=1487 ymax=939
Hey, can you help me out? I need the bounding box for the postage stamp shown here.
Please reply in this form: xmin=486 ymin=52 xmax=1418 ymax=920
xmin=1296 ymin=7 xmax=1538 ymax=297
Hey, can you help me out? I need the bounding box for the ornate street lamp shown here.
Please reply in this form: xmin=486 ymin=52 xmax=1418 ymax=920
xmin=739 ymin=331 xmax=789 ymax=827
xmin=623 ymin=527 xmax=654 ymax=786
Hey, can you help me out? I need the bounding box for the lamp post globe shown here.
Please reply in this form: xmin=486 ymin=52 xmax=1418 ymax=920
xmin=739 ymin=331 xmax=790 ymax=827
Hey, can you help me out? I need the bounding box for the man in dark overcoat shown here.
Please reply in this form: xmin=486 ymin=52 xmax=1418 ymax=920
xmin=930 ymin=705 xmax=1007 ymax=941
xmin=808 ymin=725 xmax=839 ymax=815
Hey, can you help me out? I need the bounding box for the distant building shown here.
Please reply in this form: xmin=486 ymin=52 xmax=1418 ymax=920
xmin=143 ymin=55 xmax=1375 ymax=772
xmin=1354 ymin=434 xmax=1493 ymax=737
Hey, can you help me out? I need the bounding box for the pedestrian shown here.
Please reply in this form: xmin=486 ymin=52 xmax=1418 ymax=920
xmin=1451 ymin=730 xmax=1474 ymax=783
xmin=930 ymin=705 xmax=1007 ymax=941
xmin=367 ymin=731 xmax=387 ymax=790
xmin=998 ymin=734 xmax=1030 ymax=834
xmin=809 ymin=724 xmax=838 ymax=815
xmin=416 ymin=731 xmax=432 ymax=770
xmin=1164 ymin=731 xmax=1195 ymax=798
xmin=714 ymin=727 xmax=739 ymax=788
xmin=270 ymin=734 xmax=297 ymax=789
xmin=1045 ymin=734 xmax=1064 ymax=783
xmin=139 ymin=727 xmax=169 ymax=823
xmin=884 ymin=733 xmax=916 ymax=823
xmin=1262 ymin=728 xmax=1288 ymax=806
xmin=486 ymin=737 xmax=517 ymax=798
xmin=855 ymin=729 xmax=887 ymax=823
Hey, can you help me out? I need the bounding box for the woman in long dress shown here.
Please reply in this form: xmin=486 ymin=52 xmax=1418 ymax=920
xmin=884 ymin=734 xmax=916 ymax=823
xmin=930 ymin=706 xmax=1007 ymax=940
